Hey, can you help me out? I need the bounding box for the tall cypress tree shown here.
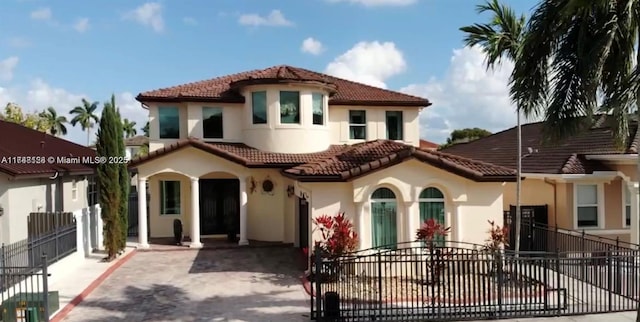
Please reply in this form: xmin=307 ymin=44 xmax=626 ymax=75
xmin=96 ymin=100 xmax=122 ymax=260
xmin=112 ymin=95 xmax=129 ymax=252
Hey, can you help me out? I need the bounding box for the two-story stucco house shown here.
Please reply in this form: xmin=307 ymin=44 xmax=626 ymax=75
xmin=128 ymin=65 xmax=517 ymax=250
xmin=0 ymin=120 xmax=97 ymax=245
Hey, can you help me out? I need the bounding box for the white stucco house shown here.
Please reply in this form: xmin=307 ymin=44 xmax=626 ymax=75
xmin=128 ymin=65 xmax=517 ymax=250
xmin=0 ymin=120 xmax=97 ymax=245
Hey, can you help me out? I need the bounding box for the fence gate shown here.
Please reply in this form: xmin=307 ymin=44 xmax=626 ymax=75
xmin=504 ymin=205 xmax=548 ymax=252
xmin=128 ymin=191 xmax=150 ymax=237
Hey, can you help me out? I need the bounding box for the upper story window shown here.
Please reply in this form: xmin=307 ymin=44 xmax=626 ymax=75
xmin=312 ymin=93 xmax=324 ymax=125
xmin=202 ymin=107 xmax=223 ymax=139
xmin=252 ymin=91 xmax=267 ymax=124
xmin=158 ymin=106 xmax=180 ymax=139
xmin=349 ymin=110 xmax=366 ymax=140
xmin=386 ymin=111 xmax=403 ymax=140
xmin=280 ymin=91 xmax=300 ymax=124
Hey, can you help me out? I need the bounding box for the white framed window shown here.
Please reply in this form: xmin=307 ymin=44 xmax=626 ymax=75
xmin=574 ymin=183 xmax=603 ymax=229
xmin=349 ymin=110 xmax=366 ymax=140
xmin=160 ymin=180 xmax=181 ymax=215
xmin=623 ymin=182 xmax=632 ymax=227
xmin=71 ymin=179 xmax=78 ymax=201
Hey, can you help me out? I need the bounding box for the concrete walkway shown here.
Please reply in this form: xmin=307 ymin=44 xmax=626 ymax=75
xmin=47 ymin=247 xmax=137 ymax=321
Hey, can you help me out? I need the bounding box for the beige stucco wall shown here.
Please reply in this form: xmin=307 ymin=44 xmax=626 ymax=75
xmin=305 ymin=159 xmax=505 ymax=250
xmin=0 ymin=173 xmax=89 ymax=245
xmin=145 ymin=93 xmax=422 ymax=154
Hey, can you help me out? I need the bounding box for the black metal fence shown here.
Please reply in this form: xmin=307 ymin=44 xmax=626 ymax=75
xmin=529 ymin=222 xmax=638 ymax=253
xmin=310 ymin=241 xmax=640 ymax=321
xmin=0 ymin=255 xmax=52 ymax=322
xmin=1 ymin=212 xmax=77 ymax=292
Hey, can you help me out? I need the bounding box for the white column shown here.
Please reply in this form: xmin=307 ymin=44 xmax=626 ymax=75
xmin=355 ymin=202 xmax=367 ymax=249
xmin=190 ymin=177 xmax=203 ymax=248
xmin=404 ymin=202 xmax=414 ymax=246
xmin=454 ymin=202 xmax=463 ymax=243
xmin=138 ymin=177 xmax=149 ymax=248
xmin=629 ymin=182 xmax=639 ymax=246
xmin=239 ymin=177 xmax=249 ymax=245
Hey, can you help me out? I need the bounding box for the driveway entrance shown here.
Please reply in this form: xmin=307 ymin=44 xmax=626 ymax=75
xmin=61 ymin=247 xmax=309 ymax=322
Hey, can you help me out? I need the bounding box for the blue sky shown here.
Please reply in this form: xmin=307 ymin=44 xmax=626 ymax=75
xmin=0 ymin=0 xmax=540 ymax=145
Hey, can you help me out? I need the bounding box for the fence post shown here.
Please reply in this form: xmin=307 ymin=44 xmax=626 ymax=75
xmin=42 ymin=254 xmax=50 ymax=322
xmin=314 ymin=249 xmax=322 ymax=321
xmin=0 ymin=243 xmax=5 ymax=291
xmin=54 ymin=212 xmax=60 ymax=261
xmin=496 ymin=250 xmax=504 ymax=318
xmin=555 ymin=248 xmax=561 ymax=316
xmin=607 ymin=248 xmax=613 ymax=312
xmin=377 ymin=251 xmax=383 ymax=315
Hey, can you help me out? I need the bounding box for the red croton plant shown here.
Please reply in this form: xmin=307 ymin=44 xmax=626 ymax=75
xmin=485 ymin=220 xmax=509 ymax=252
xmin=415 ymin=218 xmax=451 ymax=247
xmin=311 ymin=212 xmax=358 ymax=259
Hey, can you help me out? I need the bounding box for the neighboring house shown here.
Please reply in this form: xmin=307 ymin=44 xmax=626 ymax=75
xmin=0 ymin=120 xmax=97 ymax=245
xmin=128 ymin=65 xmax=516 ymax=250
xmin=441 ymin=115 xmax=640 ymax=245
xmin=419 ymin=139 xmax=439 ymax=150
xmin=124 ymin=135 xmax=148 ymax=160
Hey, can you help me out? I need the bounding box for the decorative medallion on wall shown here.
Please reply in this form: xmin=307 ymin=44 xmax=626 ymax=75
xmin=262 ymin=176 xmax=276 ymax=195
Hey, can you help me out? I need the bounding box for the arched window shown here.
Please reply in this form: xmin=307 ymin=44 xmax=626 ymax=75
xmin=419 ymin=187 xmax=445 ymax=245
xmin=371 ymin=187 xmax=397 ymax=249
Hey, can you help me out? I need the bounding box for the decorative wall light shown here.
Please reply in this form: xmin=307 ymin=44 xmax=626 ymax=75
xmin=286 ymin=185 xmax=295 ymax=198
xmin=262 ymin=176 xmax=275 ymax=196
xmin=249 ymin=176 xmax=257 ymax=194
xmin=0 ymin=205 xmax=3 ymax=217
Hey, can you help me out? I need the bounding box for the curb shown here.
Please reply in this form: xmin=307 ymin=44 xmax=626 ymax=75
xmin=50 ymin=249 xmax=138 ymax=322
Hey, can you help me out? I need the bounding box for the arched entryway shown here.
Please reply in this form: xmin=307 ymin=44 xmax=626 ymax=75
xmin=419 ymin=187 xmax=446 ymax=244
xmin=371 ymin=187 xmax=398 ymax=249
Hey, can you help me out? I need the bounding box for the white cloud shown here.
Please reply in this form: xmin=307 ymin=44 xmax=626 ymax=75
xmin=0 ymin=79 xmax=147 ymax=146
xmin=326 ymin=0 xmax=417 ymax=6
xmin=30 ymin=7 xmax=52 ymax=21
xmin=399 ymin=46 xmax=536 ymax=144
xmin=7 ymin=37 xmax=31 ymax=48
xmin=238 ymin=10 xmax=293 ymax=27
xmin=0 ymin=57 xmax=19 ymax=82
xmin=301 ymin=37 xmax=325 ymax=55
xmin=73 ymin=18 xmax=90 ymax=33
xmin=124 ymin=2 xmax=164 ymax=33
xmin=325 ymin=41 xmax=406 ymax=88
xmin=183 ymin=17 xmax=197 ymax=26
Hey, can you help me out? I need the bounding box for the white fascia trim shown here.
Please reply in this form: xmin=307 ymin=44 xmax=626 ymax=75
xmin=522 ymin=172 xmax=619 ymax=181
xmin=585 ymin=154 xmax=638 ymax=161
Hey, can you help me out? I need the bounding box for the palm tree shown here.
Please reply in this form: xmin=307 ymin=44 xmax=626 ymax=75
xmin=460 ymin=0 xmax=527 ymax=255
xmin=142 ymin=121 xmax=149 ymax=137
xmin=70 ymin=98 xmax=100 ymax=146
xmin=122 ymin=118 xmax=137 ymax=138
xmin=39 ymin=106 xmax=68 ymax=136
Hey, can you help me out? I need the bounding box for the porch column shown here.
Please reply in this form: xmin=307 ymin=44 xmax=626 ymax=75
xmin=137 ymin=177 xmax=149 ymax=248
xmin=190 ymin=177 xmax=202 ymax=248
xmin=355 ymin=202 xmax=367 ymax=249
xmin=629 ymin=182 xmax=639 ymax=246
xmin=239 ymin=177 xmax=249 ymax=245
xmin=404 ymin=202 xmax=414 ymax=245
xmin=453 ymin=201 xmax=464 ymax=242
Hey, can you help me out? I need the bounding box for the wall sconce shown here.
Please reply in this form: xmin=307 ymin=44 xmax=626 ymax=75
xmin=286 ymin=185 xmax=295 ymax=198
xmin=0 ymin=205 xmax=4 ymax=216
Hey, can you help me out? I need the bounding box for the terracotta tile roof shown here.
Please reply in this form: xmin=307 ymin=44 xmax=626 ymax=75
xmin=0 ymin=120 xmax=96 ymax=177
xmin=124 ymin=135 xmax=149 ymax=146
xmin=129 ymin=138 xmax=515 ymax=182
xmin=440 ymin=115 xmax=637 ymax=174
xmin=419 ymin=139 xmax=439 ymax=150
xmin=136 ymin=65 xmax=431 ymax=107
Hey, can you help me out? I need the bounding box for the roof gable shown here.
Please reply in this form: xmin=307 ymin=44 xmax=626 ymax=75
xmin=136 ymin=65 xmax=431 ymax=107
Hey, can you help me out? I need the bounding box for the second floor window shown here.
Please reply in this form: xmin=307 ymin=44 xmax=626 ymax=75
xmin=202 ymin=107 xmax=223 ymax=139
xmin=312 ymin=93 xmax=324 ymax=125
xmin=349 ymin=110 xmax=366 ymax=140
xmin=252 ymin=91 xmax=267 ymax=124
xmin=386 ymin=111 xmax=403 ymax=140
xmin=158 ymin=106 xmax=180 ymax=139
xmin=280 ymin=91 xmax=300 ymax=124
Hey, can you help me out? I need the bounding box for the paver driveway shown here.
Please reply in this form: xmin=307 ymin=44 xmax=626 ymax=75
xmin=61 ymin=247 xmax=310 ymax=322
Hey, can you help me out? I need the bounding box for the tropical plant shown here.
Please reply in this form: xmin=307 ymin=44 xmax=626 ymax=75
xmin=460 ymin=0 xmax=527 ymax=256
xmin=142 ymin=121 xmax=149 ymax=137
xmin=312 ymin=213 xmax=359 ymax=259
xmin=483 ymin=220 xmax=509 ymax=252
xmin=107 ymin=95 xmax=129 ymax=253
xmin=0 ymin=103 xmax=50 ymax=132
xmin=122 ymin=118 xmax=137 ymax=138
xmin=39 ymin=106 xmax=68 ymax=136
xmin=415 ymin=218 xmax=452 ymax=285
xmin=70 ymin=98 xmax=100 ymax=146
xmin=95 ymin=98 xmax=122 ymax=261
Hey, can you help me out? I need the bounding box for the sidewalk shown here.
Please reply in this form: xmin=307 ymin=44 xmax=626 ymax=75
xmin=469 ymin=311 xmax=637 ymax=321
xmin=46 ymin=246 xmax=137 ymax=321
